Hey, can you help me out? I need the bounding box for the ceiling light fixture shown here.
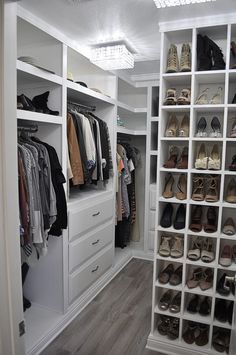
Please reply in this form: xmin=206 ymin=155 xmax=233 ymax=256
xmin=153 ymin=0 xmax=216 ymax=8
xmin=90 ymin=44 xmax=134 ymax=70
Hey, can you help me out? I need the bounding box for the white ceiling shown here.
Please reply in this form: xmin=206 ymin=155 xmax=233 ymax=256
xmin=20 ymin=0 xmax=236 ymax=71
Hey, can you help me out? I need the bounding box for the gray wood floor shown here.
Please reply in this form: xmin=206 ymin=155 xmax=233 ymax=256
xmin=42 ymin=258 xmax=162 ymax=355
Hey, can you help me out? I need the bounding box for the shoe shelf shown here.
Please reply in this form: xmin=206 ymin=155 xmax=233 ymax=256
xmin=155 ymin=281 xmax=183 ymax=292
xmin=159 ymin=196 xmax=187 ymax=204
xmin=213 ymin=319 xmax=232 ymax=330
xmin=160 ymin=168 xmax=189 ymax=173
xmin=183 ymin=285 xmax=214 ymax=298
xmin=189 ymin=200 xmax=221 ymax=207
xmin=183 ymin=311 xmax=212 ymax=325
xmin=158 ymin=225 xmax=186 ymax=234
xmin=154 ymin=305 xmax=181 ymax=317
xmin=17 ymin=109 xmax=63 ymax=125
xmin=186 ymin=259 xmax=217 ymax=269
xmin=156 ymin=255 xmax=185 ymax=264
xmin=160 ymin=137 xmax=189 ymax=141
xmin=162 ymin=105 xmax=191 ymax=112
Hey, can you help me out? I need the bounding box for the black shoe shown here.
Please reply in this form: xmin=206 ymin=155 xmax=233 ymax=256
xmin=210 ymin=116 xmax=221 ymax=137
xmin=17 ymin=94 xmax=36 ymax=111
xmin=199 ymin=296 xmax=211 ymax=316
xmin=160 ymin=203 xmax=173 ymax=228
xmin=197 ymin=34 xmax=212 ymax=71
xmin=187 ymin=295 xmax=199 ymax=313
xmin=228 ymin=301 xmax=234 ymax=324
xmin=217 ymin=273 xmax=231 ymax=296
xmin=215 ymin=299 xmax=228 ymax=322
xmin=232 ymin=93 xmax=236 ymax=104
xmin=196 ymin=116 xmax=207 ymax=136
xmin=23 ymin=296 xmax=31 ymax=312
xmin=205 ymin=35 xmax=226 ymax=70
xmin=32 ymin=91 xmax=59 ymax=116
xmin=173 ymin=204 xmax=186 ymax=230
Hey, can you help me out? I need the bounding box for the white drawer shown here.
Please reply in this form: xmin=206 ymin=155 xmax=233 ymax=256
xmin=148 ymin=231 xmax=155 ymax=251
xmin=69 ymin=197 xmax=114 ymax=241
xmin=149 ymin=210 xmax=156 ymax=231
xmin=149 ymin=189 xmax=157 ymax=210
xmin=69 ymin=222 xmax=113 ymax=272
xmin=69 ymin=245 xmax=113 ymax=304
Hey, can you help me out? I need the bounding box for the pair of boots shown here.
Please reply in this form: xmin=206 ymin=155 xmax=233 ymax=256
xmin=17 ymin=91 xmax=59 ymax=115
xmin=166 ymin=43 xmax=191 ymax=73
xmin=197 ymin=34 xmax=225 ymax=71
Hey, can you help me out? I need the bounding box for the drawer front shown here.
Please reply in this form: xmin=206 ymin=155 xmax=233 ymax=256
xmin=149 ymin=210 xmax=156 ymax=231
xmin=149 ymin=189 xmax=157 ymax=210
xmin=69 ymin=246 xmax=113 ymax=304
xmin=69 ymin=222 xmax=113 ymax=272
xmin=69 ymin=197 xmax=113 ymax=241
xmin=148 ymin=231 xmax=155 ymax=251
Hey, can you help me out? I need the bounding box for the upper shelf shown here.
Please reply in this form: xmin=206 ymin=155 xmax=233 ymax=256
xmin=117 ymin=101 xmax=147 ymax=113
xmin=67 ymin=80 xmax=115 ymax=106
xmin=17 ymin=109 xmax=63 ymax=125
xmin=17 ymin=60 xmax=63 ymax=86
xmin=116 ymin=126 xmax=147 ymax=136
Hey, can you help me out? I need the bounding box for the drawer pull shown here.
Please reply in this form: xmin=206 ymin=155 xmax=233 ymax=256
xmin=91 ymin=265 xmax=99 ymax=273
xmin=92 ymin=211 xmax=100 ymax=217
xmin=92 ymin=239 xmax=100 ymax=245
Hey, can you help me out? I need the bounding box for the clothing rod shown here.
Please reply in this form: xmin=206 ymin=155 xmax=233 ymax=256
xmin=67 ymin=100 xmax=96 ymax=111
xmin=18 ymin=124 xmax=38 ymax=133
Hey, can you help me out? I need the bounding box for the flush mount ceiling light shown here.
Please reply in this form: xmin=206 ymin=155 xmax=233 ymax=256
xmin=153 ymin=0 xmax=216 ymax=8
xmin=90 ymin=44 xmax=134 ymax=70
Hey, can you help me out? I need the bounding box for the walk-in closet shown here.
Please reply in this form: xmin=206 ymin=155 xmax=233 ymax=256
xmin=1 ymin=1 xmax=236 ymax=355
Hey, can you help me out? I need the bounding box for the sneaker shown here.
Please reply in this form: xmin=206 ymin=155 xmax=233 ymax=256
xmin=166 ymin=44 xmax=179 ymax=73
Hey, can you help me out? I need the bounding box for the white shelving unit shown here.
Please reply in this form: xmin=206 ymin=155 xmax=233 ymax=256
xmin=147 ymin=21 xmax=236 ymax=355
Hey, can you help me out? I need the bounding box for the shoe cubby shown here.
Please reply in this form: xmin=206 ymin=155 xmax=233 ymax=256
xmin=157 ymin=232 xmax=184 ymax=261
xmin=212 ymin=326 xmax=231 ymax=353
xmin=155 ymin=288 xmax=182 ymax=316
xmin=159 ymin=202 xmax=186 ymax=232
xmin=191 ymin=141 xmax=222 ymax=172
xmin=189 ymin=173 xmax=222 ymax=204
xmin=156 ymin=259 xmax=183 ymax=290
xmin=155 ymin=313 xmax=181 ymax=342
xmin=188 ymin=204 xmax=219 ymax=235
xmin=192 ymin=110 xmax=224 ymax=139
xmin=215 ymin=269 xmax=235 ymax=300
xmin=214 ymin=298 xmax=234 ymax=328
xmin=182 ymin=319 xmax=210 ymax=349
xmin=195 ymin=25 xmax=228 ymax=72
xmin=162 ymin=84 xmax=192 ymax=107
xmin=160 ymin=141 xmax=189 ymax=171
xmin=186 ymin=235 xmax=217 ymax=267
xmin=160 ymin=171 xmax=188 ymax=202
xmin=194 ymin=82 xmax=225 ymax=106
xmin=160 ymin=110 xmax=190 ymax=138
xmin=183 ymin=292 xmax=212 ymax=323
xmin=185 ymin=264 xmax=215 ymax=296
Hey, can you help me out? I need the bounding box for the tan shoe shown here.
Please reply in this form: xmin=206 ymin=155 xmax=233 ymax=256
xmin=163 ymin=173 xmax=175 ymax=198
xmin=208 ymin=144 xmax=221 ymax=170
xmin=176 ymin=174 xmax=187 ymax=200
xmin=165 ymin=114 xmax=178 ymax=137
xmin=166 ymin=44 xmax=179 ymax=73
xmin=178 ymin=114 xmax=189 ymax=137
xmin=164 ymin=88 xmax=177 ymax=105
xmin=177 ymin=88 xmax=191 ymax=105
xmin=195 ymin=143 xmax=208 ymax=170
xmin=226 ymin=178 xmax=236 ymax=203
xmin=180 ymin=43 xmax=191 ymax=72
xmin=205 ymin=175 xmax=219 ymax=202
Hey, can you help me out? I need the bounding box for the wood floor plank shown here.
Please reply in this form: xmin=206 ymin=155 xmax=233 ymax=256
xmin=42 ymin=258 xmax=162 ymax=355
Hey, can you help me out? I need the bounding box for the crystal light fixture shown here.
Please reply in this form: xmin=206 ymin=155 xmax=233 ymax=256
xmin=153 ymin=0 xmax=216 ymax=8
xmin=90 ymin=44 xmax=134 ymax=70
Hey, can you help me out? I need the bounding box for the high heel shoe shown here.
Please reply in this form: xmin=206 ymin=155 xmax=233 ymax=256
xmin=229 ymin=155 xmax=236 ymax=171
xmin=209 ymin=86 xmax=223 ymax=105
xmin=201 ymin=238 xmax=215 ymax=263
xmin=163 ymin=173 xmax=174 ymax=199
xmin=208 ymin=144 xmax=221 ymax=170
xmin=219 ymin=245 xmax=232 ymax=267
xmin=176 ymin=174 xmax=187 ymax=200
xmin=189 ymin=205 xmax=202 ymax=232
xmin=159 ymin=235 xmax=171 ymax=257
xmin=205 ymin=175 xmax=219 ymax=202
xmin=187 ymin=268 xmax=203 ymax=289
xmin=199 ymin=296 xmax=211 ymax=316
xmin=188 ymin=237 xmax=202 ymax=261
xmin=177 ymin=146 xmax=188 ymax=169
xmin=196 ymin=117 xmax=207 ymax=137
xmin=163 ymin=146 xmax=179 ymax=169
xmin=199 ymin=268 xmax=213 ymax=291
xmin=195 ymin=88 xmax=209 ymax=105
xmin=222 ymin=218 xmax=236 ymax=235
xmin=165 ymin=114 xmax=178 ymax=137
xmin=195 ymin=143 xmax=208 ymax=170
xmin=204 ymin=206 xmax=217 ymax=233
xmin=178 ymin=114 xmax=189 ymax=137
xmin=160 ymin=203 xmax=173 ymax=228
xmin=210 ymin=116 xmax=221 ymax=137
xmin=225 ymin=178 xmax=236 ymax=203
xmin=173 ymin=204 xmax=186 ymax=230
xmin=192 ymin=175 xmax=204 ymax=201
xmin=229 ymin=117 xmax=236 ymax=137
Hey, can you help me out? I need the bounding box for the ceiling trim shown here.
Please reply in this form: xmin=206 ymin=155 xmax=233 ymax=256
xmin=159 ymin=12 xmax=236 ymax=32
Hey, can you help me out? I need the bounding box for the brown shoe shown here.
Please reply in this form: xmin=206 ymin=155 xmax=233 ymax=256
xmin=163 ymin=146 xmax=179 ymax=169
xmin=205 ymin=175 xmax=219 ymax=202
xmin=177 ymin=146 xmax=188 ymax=169
xmin=158 ymin=264 xmax=174 ymax=284
xmin=195 ymin=324 xmax=209 ymax=346
xmin=192 ymin=175 xmax=204 ymax=201
xmin=199 ymin=268 xmax=213 ymax=291
xmin=225 ymin=178 xmax=236 ymax=203
xmin=223 ymin=217 xmax=236 ymax=235
xmin=163 ymin=173 xmax=174 ymax=198
xmin=187 ymin=267 xmax=203 ymax=289
xmin=164 ymin=88 xmax=177 ymax=105
xmin=169 ymin=265 xmax=182 ymax=286
xmin=182 ymin=321 xmax=197 ymax=344
xmin=204 ymin=207 xmax=217 ymax=233
xmin=176 ymin=174 xmax=187 ymax=200
xmin=189 ymin=205 xmax=202 ymax=232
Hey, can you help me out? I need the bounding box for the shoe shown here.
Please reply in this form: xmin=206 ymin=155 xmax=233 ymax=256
xmin=232 ymin=244 xmax=236 ymax=263
xmin=216 ymin=273 xmax=232 ymax=296
xmin=204 ymin=206 xmax=217 ymax=233
xmin=177 ymin=88 xmax=191 ymax=105
xmin=23 ymin=296 xmax=31 ymax=311
xmin=189 ymin=205 xmax=202 ymax=232
xmin=169 ymin=292 xmax=181 ymax=313
xmin=199 ymin=268 xmax=213 ymax=291
xmin=209 ymin=116 xmax=221 ymax=137
xmin=195 ymin=88 xmax=209 ymax=105
xmin=159 ymin=235 xmax=171 ymax=257
xmin=173 ymin=204 xmax=186 ymax=230
xmin=195 ymin=323 xmax=209 ymax=346
xmin=205 ymin=175 xmax=219 ymax=202
xmin=187 ymin=267 xmax=203 ymax=289
xmin=199 ymin=297 xmax=211 ymax=316
xmin=160 ymin=203 xmax=173 ymax=228
xmin=167 ymin=318 xmax=180 ymax=340
xmin=209 ymin=87 xmax=223 ymax=104
xmin=163 ymin=173 xmax=174 ymax=199
xmin=197 ymin=34 xmax=212 ymax=71
xmin=229 ymin=117 xmax=236 ymax=137
xmin=225 ymin=178 xmax=236 ymax=203
xmin=187 ymin=295 xmax=199 ymax=313
xmin=158 ymin=264 xmax=174 ymax=284
xmin=166 ymin=44 xmax=179 ymax=73
xmin=163 ymin=146 xmax=179 ymax=169
xmin=17 ymin=94 xmax=36 ymax=111
xmin=159 ymin=290 xmax=172 ymax=310
xmin=229 ymin=155 xmax=236 ymax=171
xmin=176 ymin=146 xmax=188 ymax=169
xmin=192 ymin=175 xmax=204 ymax=201
xmin=165 ymin=114 xmax=178 ymax=137
xmin=164 ymin=88 xmax=177 ymax=105
xmin=212 ymin=329 xmax=231 ymax=353
xmin=188 ymin=237 xmax=202 ymax=261
xmin=169 ymin=265 xmax=182 ymax=286
xmin=201 ymin=238 xmax=215 ymax=263
xmin=32 ymin=91 xmax=59 ymax=115
xmin=228 ymin=301 xmax=234 ymax=324
xmin=157 ymin=315 xmax=171 ymax=335
xmin=208 ymin=144 xmax=221 ymax=170
xmin=196 ymin=116 xmax=207 ymax=137
xmin=206 ymin=35 xmax=226 ymax=70
xmin=176 ymin=174 xmax=187 ymax=200
xmin=195 ymin=143 xmax=208 ymax=170
xmin=178 ymin=114 xmax=189 ymax=137
xmin=222 ymin=218 xmax=236 ymax=235
xmin=170 ymin=235 xmax=183 ymax=258
xmin=182 ymin=321 xmax=197 ymax=344
xmin=219 ymin=245 xmax=232 ymax=267
xmin=180 ymin=43 xmax=191 ymax=72
xmin=215 ymin=299 xmax=228 ymax=323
